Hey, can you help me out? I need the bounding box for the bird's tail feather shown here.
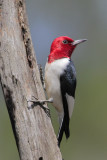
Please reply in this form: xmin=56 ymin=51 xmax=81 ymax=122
xmin=57 ymin=116 xmax=70 ymax=147
xmin=64 ymin=115 xmax=70 ymax=139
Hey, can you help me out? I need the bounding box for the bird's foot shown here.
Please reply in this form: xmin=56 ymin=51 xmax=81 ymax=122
xmin=27 ymin=96 xmax=53 ymax=118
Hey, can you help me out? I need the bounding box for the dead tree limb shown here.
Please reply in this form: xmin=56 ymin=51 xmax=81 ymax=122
xmin=0 ymin=0 xmax=62 ymax=160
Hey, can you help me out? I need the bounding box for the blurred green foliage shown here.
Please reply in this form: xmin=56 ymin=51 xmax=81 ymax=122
xmin=0 ymin=0 xmax=107 ymax=159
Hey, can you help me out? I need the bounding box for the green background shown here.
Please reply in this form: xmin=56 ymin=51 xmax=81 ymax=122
xmin=0 ymin=0 xmax=107 ymax=159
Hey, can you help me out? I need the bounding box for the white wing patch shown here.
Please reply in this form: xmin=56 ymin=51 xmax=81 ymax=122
xmin=57 ymin=112 xmax=64 ymax=127
xmin=66 ymin=94 xmax=75 ymax=118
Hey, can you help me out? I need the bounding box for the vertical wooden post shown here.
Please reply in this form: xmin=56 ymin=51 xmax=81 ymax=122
xmin=0 ymin=0 xmax=62 ymax=159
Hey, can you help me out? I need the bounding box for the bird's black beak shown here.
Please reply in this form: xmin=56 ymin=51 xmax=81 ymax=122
xmin=72 ymin=39 xmax=87 ymax=46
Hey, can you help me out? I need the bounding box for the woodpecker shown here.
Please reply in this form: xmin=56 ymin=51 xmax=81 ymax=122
xmin=45 ymin=36 xmax=87 ymax=147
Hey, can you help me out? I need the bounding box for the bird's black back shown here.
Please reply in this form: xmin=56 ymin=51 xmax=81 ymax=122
xmin=58 ymin=59 xmax=76 ymax=147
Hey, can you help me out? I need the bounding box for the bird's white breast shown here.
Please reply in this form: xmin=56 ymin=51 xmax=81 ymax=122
xmin=45 ymin=58 xmax=69 ymax=114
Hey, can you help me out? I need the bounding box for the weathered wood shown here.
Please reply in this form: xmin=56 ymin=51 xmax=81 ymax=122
xmin=0 ymin=0 xmax=62 ymax=160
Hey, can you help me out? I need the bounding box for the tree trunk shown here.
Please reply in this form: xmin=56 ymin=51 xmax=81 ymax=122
xmin=0 ymin=0 xmax=62 ymax=160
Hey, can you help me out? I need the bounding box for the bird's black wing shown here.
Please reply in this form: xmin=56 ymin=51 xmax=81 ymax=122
xmin=58 ymin=60 xmax=76 ymax=147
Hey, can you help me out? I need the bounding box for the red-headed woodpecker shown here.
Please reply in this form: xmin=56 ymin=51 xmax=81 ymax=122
xmin=45 ymin=36 xmax=87 ymax=146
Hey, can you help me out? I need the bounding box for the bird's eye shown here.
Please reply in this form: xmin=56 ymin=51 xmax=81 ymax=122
xmin=62 ymin=40 xmax=68 ymax=44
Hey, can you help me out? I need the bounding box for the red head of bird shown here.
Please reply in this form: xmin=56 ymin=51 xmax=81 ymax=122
xmin=48 ymin=36 xmax=87 ymax=63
